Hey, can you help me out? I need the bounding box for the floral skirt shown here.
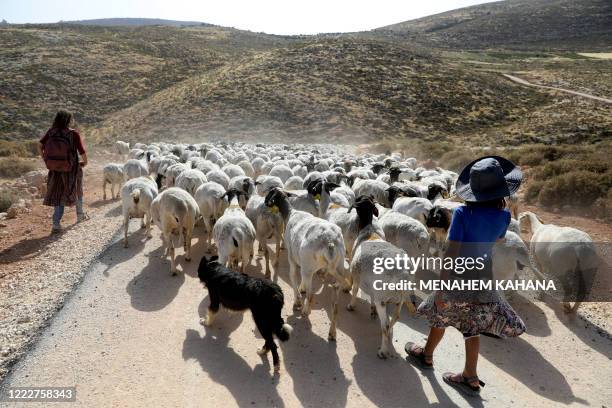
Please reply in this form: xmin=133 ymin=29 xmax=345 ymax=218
xmin=417 ymin=293 xmax=526 ymax=339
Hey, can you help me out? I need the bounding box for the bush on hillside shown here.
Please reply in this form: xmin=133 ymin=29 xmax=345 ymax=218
xmin=0 ymin=139 xmax=39 ymax=158
xmin=0 ymin=189 xmax=16 ymax=212
xmin=537 ymin=171 xmax=609 ymax=208
xmin=0 ymin=157 xmax=37 ymax=178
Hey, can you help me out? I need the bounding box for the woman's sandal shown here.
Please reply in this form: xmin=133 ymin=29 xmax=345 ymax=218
xmin=404 ymin=342 xmax=433 ymax=369
xmin=442 ymin=372 xmax=485 ymax=397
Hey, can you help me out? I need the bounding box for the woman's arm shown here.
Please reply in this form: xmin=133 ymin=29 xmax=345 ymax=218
xmin=80 ymin=152 xmax=88 ymax=167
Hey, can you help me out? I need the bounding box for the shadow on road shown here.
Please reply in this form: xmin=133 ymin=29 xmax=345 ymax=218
xmin=182 ymin=326 xmax=285 ymax=407
xmin=126 ymin=246 xmax=186 ymax=312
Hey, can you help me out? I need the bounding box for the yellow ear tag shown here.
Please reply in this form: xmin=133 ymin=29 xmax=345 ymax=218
xmin=314 ymin=194 xmax=321 ymax=201
xmin=270 ymin=206 xmax=279 ymax=214
xmin=442 ymin=191 xmax=449 ymax=199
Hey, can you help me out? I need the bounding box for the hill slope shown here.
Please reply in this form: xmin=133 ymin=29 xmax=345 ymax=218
xmin=377 ymin=0 xmax=612 ymax=49
xmin=92 ymin=39 xmax=545 ymax=144
xmin=0 ymin=24 xmax=294 ymax=140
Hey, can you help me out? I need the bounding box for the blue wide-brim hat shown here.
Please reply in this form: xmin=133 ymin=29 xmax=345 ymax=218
xmin=456 ymin=156 xmax=522 ymax=202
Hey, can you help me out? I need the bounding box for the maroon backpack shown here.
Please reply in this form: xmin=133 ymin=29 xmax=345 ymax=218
xmin=43 ymin=129 xmax=74 ymax=172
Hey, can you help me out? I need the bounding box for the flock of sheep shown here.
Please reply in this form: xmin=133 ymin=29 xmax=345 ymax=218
xmin=103 ymin=140 xmax=599 ymax=360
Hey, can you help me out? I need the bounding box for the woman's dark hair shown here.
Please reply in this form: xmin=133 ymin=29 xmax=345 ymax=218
xmin=52 ymin=110 xmax=72 ymax=129
xmin=466 ymin=198 xmax=506 ymax=210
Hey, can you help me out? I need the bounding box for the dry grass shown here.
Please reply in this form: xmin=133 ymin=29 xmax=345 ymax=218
xmin=0 ymin=157 xmax=37 ymax=178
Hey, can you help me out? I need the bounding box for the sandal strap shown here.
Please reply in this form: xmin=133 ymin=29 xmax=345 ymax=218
xmin=463 ymin=375 xmax=485 ymax=388
xmin=411 ymin=345 xmax=433 ymax=359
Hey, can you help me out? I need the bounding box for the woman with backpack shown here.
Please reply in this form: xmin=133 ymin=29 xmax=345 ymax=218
xmin=38 ymin=110 xmax=89 ymax=233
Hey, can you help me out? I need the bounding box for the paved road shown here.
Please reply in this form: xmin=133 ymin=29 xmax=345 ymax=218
xmin=1 ymin=208 xmax=610 ymax=407
xmin=503 ymin=73 xmax=612 ymax=104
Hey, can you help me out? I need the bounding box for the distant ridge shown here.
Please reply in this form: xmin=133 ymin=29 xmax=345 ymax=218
xmin=62 ymin=18 xmax=214 ymax=27
xmin=375 ymin=0 xmax=612 ymax=49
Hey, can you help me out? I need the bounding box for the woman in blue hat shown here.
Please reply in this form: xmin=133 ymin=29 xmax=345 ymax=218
xmin=405 ymin=156 xmax=526 ymax=397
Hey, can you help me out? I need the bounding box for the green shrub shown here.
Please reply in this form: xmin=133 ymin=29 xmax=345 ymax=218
xmin=23 ymin=139 xmax=41 ymax=156
xmin=0 ymin=157 xmax=37 ymax=178
xmin=519 ymin=152 xmax=546 ymax=166
xmin=0 ymin=139 xmax=40 ymax=158
xmin=0 ymin=189 xmax=16 ymax=212
xmin=524 ymin=180 xmax=545 ymax=203
xmin=537 ymin=171 xmax=608 ymax=208
xmin=534 ymin=159 xmax=609 ymax=180
xmin=594 ymin=190 xmax=612 ymax=221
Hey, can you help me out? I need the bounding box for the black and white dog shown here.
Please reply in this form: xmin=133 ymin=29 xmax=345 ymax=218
xmin=198 ymin=255 xmax=292 ymax=371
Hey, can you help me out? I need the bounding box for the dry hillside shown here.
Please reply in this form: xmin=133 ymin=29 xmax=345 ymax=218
xmin=377 ymin=0 xmax=612 ymax=50
xmin=91 ymin=38 xmax=548 ymax=144
xmin=0 ymin=24 xmax=295 ymax=141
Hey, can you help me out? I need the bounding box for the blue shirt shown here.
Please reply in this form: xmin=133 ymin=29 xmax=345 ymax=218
xmin=446 ymin=205 xmax=510 ymax=294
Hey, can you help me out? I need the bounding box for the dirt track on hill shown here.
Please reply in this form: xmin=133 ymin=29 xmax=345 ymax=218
xmin=503 ymin=73 xmax=612 ymax=104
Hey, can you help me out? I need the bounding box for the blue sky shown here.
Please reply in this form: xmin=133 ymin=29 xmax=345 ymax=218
xmin=1 ymin=0 xmax=497 ymax=35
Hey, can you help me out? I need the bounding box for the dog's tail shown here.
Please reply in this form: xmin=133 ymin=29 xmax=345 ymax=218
xmin=275 ymin=319 xmax=292 ymax=342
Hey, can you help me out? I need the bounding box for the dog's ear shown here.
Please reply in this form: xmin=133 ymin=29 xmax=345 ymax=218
xmin=210 ymin=255 xmax=219 ymax=262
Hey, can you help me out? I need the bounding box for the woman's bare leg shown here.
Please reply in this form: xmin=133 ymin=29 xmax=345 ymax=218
xmin=463 ymin=336 xmax=480 ymax=385
xmin=423 ymin=327 xmax=445 ymax=363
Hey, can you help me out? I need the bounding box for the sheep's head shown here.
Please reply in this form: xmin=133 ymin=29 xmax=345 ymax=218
xmin=401 ymin=185 xmax=420 ymax=198
xmin=389 ymin=167 xmax=402 ymax=177
xmin=349 ymin=195 xmax=378 ymax=218
xmin=241 ymin=178 xmax=255 ymax=196
xmin=427 ymin=182 xmax=449 ymax=200
xmin=223 ymin=188 xmax=245 ymax=204
xmin=427 ymin=207 xmax=451 ymax=231
xmin=371 ymin=163 xmax=385 ymax=175
xmin=264 ymin=188 xmax=288 ymax=212
xmin=386 ymin=185 xmax=403 ymax=207
xmin=518 ymin=211 xmax=541 ymax=234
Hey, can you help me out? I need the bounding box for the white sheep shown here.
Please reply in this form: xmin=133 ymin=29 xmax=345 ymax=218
xmin=378 ymin=210 xmax=430 ymax=259
xmin=264 ymin=188 xmax=349 ymax=341
xmin=213 ymin=189 xmax=256 ymax=272
xmin=164 ymin=163 xmax=189 ymax=188
xmin=284 ymin=175 xmax=304 ymax=191
xmin=222 ymin=163 xmax=246 ymax=179
xmin=123 ymin=159 xmax=148 ymax=181
xmin=348 ymin=196 xmax=415 ymax=358
xmin=255 ymin=175 xmax=284 ymax=196
xmin=269 ymin=164 xmax=294 ymax=183
xmin=352 ymin=179 xmax=395 ymax=207
xmin=175 ymin=169 xmax=208 ymax=197
xmin=102 ymin=163 xmax=124 ymax=200
xmin=492 ymin=231 xmax=533 ymax=281
xmin=392 ymin=197 xmax=433 ymax=225
xmin=194 ymin=182 xmax=228 ymax=250
xmin=115 ymin=140 xmax=130 ymax=157
xmin=150 ymin=187 xmax=199 ymax=275
xmin=121 ymin=176 xmax=158 ymax=248
xmin=206 ymin=169 xmax=231 ymax=190
xmin=519 ymin=211 xmax=599 ymax=313
xmin=246 ymin=194 xmax=284 ymax=278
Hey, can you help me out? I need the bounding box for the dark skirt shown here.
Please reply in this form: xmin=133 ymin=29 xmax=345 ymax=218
xmin=43 ymin=165 xmax=83 ymax=207
xmin=417 ymin=292 xmax=526 ymax=338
